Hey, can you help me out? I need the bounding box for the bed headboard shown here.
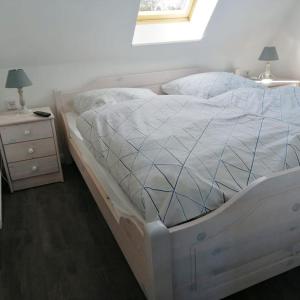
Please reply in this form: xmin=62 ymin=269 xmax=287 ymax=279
xmin=54 ymin=67 xmax=201 ymax=115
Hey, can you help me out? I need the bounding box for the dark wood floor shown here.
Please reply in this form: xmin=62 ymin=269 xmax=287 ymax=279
xmin=1 ymin=164 xmax=300 ymax=300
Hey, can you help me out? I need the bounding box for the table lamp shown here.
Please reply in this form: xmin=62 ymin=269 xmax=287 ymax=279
xmin=5 ymin=69 xmax=32 ymax=112
xmin=258 ymin=47 xmax=279 ymax=80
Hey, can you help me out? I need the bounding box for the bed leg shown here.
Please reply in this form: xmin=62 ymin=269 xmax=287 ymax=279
xmin=145 ymin=221 xmax=173 ymax=300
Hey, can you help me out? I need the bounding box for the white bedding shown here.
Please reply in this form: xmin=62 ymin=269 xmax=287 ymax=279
xmin=205 ymin=86 xmax=300 ymax=125
xmin=73 ymin=88 xmax=156 ymax=114
xmin=161 ymin=72 xmax=263 ymax=99
xmin=76 ymin=93 xmax=300 ymax=227
xmin=65 ymin=112 xmax=144 ymax=223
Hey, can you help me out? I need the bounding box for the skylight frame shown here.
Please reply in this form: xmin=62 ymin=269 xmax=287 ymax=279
xmin=137 ymin=0 xmax=198 ymax=23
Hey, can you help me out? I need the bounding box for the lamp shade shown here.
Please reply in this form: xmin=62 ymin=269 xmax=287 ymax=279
xmin=5 ymin=69 xmax=32 ymax=89
xmin=258 ymin=47 xmax=279 ymax=61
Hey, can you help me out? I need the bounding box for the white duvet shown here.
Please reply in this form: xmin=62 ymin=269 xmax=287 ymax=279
xmin=207 ymin=86 xmax=300 ymax=125
xmin=76 ymin=91 xmax=300 ymax=227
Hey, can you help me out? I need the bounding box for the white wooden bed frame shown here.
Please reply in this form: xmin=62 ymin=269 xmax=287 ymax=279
xmin=54 ymin=68 xmax=300 ymax=300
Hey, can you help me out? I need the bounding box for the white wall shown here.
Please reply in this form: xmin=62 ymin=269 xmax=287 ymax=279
xmin=0 ymin=0 xmax=297 ymax=112
xmin=271 ymin=1 xmax=300 ymax=79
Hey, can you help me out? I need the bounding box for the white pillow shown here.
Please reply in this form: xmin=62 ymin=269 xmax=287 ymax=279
xmin=73 ymin=88 xmax=156 ymax=114
xmin=161 ymin=72 xmax=263 ymax=99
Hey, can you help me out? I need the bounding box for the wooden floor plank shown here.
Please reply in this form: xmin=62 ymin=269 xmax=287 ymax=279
xmin=0 ymin=164 xmax=299 ymax=300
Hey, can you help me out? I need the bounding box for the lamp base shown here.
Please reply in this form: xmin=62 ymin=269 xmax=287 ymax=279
xmin=258 ymin=72 xmax=276 ymax=80
xmin=258 ymin=62 xmax=277 ymax=80
xmin=18 ymin=107 xmax=32 ymax=114
xmin=17 ymin=88 xmax=32 ymax=114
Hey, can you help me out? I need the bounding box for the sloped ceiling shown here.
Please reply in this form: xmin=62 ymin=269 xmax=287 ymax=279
xmin=0 ymin=0 xmax=297 ymax=73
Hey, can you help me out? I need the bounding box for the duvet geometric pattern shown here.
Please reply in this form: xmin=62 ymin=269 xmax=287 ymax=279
xmin=208 ymin=86 xmax=300 ymax=124
xmin=77 ymin=94 xmax=300 ymax=227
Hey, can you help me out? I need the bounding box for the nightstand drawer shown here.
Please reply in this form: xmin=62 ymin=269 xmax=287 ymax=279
xmin=4 ymin=138 xmax=56 ymax=163
xmin=9 ymin=155 xmax=59 ymax=181
xmin=0 ymin=120 xmax=53 ymax=144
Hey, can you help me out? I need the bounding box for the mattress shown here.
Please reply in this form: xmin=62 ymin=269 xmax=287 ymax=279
xmin=65 ymin=112 xmax=144 ymax=223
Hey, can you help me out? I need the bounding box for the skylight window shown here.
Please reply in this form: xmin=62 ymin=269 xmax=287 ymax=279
xmin=133 ymin=0 xmax=219 ymax=45
xmin=138 ymin=0 xmax=197 ymax=23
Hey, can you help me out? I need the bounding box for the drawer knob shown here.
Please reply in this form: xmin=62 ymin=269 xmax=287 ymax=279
xmin=31 ymin=165 xmax=38 ymax=172
xmin=28 ymin=147 xmax=34 ymax=154
xmin=24 ymin=129 xmax=31 ymax=135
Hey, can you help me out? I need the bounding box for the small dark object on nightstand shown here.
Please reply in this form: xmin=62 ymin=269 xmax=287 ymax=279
xmin=33 ymin=111 xmax=51 ymax=117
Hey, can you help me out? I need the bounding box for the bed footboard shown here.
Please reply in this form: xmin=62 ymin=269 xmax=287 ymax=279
xmin=145 ymin=222 xmax=173 ymax=300
xmin=169 ymin=167 xmax=300 ymax=300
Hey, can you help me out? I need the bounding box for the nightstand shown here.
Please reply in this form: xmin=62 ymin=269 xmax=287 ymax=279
xmin=0 ymin=107 xmax=63 ymax=192
xmin=254 ymin=79 xmax=300 ymax=88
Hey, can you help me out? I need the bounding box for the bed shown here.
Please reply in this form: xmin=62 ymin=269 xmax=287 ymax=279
xmin=55 ymin=68 xmax=300 ymax=300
